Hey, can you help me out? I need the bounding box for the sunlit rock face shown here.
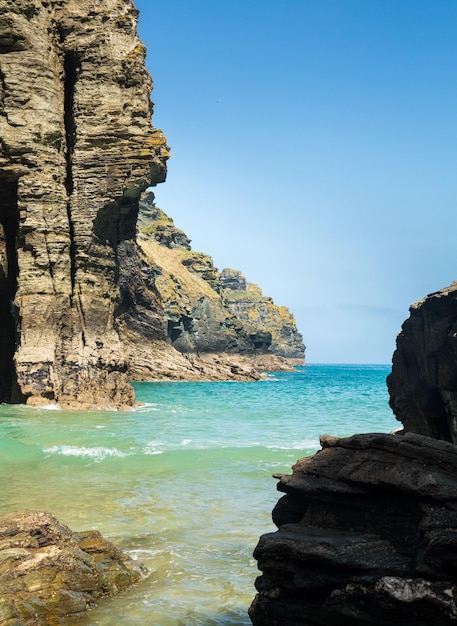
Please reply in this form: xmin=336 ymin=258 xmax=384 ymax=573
xmin=0 ymin=0 xmax=168 ymax=407
xmin=388 ymin=281 xmax=457 ymax=443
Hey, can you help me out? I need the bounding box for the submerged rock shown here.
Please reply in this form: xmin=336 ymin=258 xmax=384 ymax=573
xmin=249 ymin=432 xmax=457 ymax=626
xmin=0 ymin=510 xmax=147 ymax=625
xmin=387 ymin=281 xmax=457 ymax=443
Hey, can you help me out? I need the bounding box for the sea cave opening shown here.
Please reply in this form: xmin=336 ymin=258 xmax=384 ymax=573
xmin=0 ymin=177 xmax=19 ymax=402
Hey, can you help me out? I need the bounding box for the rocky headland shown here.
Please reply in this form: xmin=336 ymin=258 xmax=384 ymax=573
xmin=125 ymin=191 xmax=305 ymax=382
xmin=250 ymin=282 xmax=457 ymax=626
xmin=0 ymin=1 xmax=305 ymax=408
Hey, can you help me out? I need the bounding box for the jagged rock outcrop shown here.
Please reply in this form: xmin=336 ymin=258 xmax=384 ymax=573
xmin=220 ymin=268 xmax=305 ymax=359
xmin=0 ymin=510 xmax=146 ymax=625
xmin=387 ymin=281 xmax=457 ymax=443
xmin=0 ymin=0 xmax=168 ymax=407
xmin=250 ymin=432 xmax=457 ymax=626
xmin=133 ymin=192 xmax=305 ymax=376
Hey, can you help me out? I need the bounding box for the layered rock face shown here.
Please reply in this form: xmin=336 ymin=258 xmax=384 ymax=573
xmin=387 ymin=281 xmax=457 ymax=443
xmin=133 ymin=192 xmax=305 ymax=377
xmin=250 ymin=432 xmax=457 ymax=626
xmin=0 ymin=0 xmax=168 ymax=407
xmin=0 ymin=510 xmax=146 ymax=624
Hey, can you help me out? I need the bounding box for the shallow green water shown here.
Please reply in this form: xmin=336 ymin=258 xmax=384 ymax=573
xmin=0 ymin=364 xmax=397 ymax=624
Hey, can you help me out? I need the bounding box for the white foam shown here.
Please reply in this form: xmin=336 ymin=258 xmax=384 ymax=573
xmin=134 ymin=402 xmax=160 ymax=412
xmin=143 ymin=441 xmax=165 ymax=455
xmin=44 ymin=445 xmax=128 ymax=462
xmin=21 ymin=403 xmax=61 ymax=411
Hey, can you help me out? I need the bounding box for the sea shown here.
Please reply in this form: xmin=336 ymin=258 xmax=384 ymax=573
xmin=0 ymin=364 xmax=397 ymax=625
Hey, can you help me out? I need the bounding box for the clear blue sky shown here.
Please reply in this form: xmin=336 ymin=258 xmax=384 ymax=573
xmin=134 ymin=0 xmax=457 ymax=364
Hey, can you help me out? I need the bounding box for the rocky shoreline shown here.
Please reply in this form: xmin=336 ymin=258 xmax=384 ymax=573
xmin=129 ymin=343 xmax=303 ymax=384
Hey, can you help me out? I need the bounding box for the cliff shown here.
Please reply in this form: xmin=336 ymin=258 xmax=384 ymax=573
xmin=0 ymin=2 xmax=305 ymax=406
xmin=0 ymin=0 xmax=168 ymax=407
xmin=129 ymin=191 xmax=305 ymax=379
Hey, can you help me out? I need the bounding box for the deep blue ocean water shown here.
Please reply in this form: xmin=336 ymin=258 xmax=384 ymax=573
xmin=0 ymin=364 xmax=397 ymax=625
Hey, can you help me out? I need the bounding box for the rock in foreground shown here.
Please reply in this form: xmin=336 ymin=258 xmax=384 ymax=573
xmin=0 ymin=511 xmax=146 ymax=625
xmin=249 ymin=432 xmax=457 ymax=626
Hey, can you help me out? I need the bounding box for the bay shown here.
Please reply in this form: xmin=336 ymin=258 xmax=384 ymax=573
xmin=0 ymin=364 xmax=397 ymax=625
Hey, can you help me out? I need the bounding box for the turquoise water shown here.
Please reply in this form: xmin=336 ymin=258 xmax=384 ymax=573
xmin=0 ymin=364 xmax=397 ymax=625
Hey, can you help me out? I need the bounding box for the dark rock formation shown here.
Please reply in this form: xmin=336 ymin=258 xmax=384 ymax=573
xmin=0 ymin=0 xmax=168 ymax=408
xmin=387 ymin=281 xmax=457 ymax=443
xmin=249 ymin=432 xmax=457 ymax=626
xmin=0 ymin=510 xmax=146 ymax=625
xmin=136 ymin=192 xmax=305 ymax=370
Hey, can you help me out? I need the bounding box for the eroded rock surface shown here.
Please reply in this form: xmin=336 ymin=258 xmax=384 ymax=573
xmin=0 ymin=0 xmax=168 ymax=408
xmin=249 ymin=432 xmax=457 ymax=626
xmin=0 ymin=510 xmax=146 ymax=625
xmin=387 ymin=281 xmax=457 ymax=443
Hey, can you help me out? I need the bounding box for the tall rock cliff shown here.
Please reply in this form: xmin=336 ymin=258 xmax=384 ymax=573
xmin=0 ymin=0 xmax=168 ymax=407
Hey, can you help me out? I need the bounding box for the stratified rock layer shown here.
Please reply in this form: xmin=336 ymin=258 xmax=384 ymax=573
xmin=0 ymin=0 xmax=168 ymax=407
xmin=0 ymin=510 xmax=146 ymax=625
xmin=387 ymin=281 xmax=457 ymax=443
xmin=249 ymin=432 xmax=457 ymax=626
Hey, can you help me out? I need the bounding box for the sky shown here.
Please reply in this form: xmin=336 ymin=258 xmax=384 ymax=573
xmin=134 ymin=0 xmax=457 ymax=364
